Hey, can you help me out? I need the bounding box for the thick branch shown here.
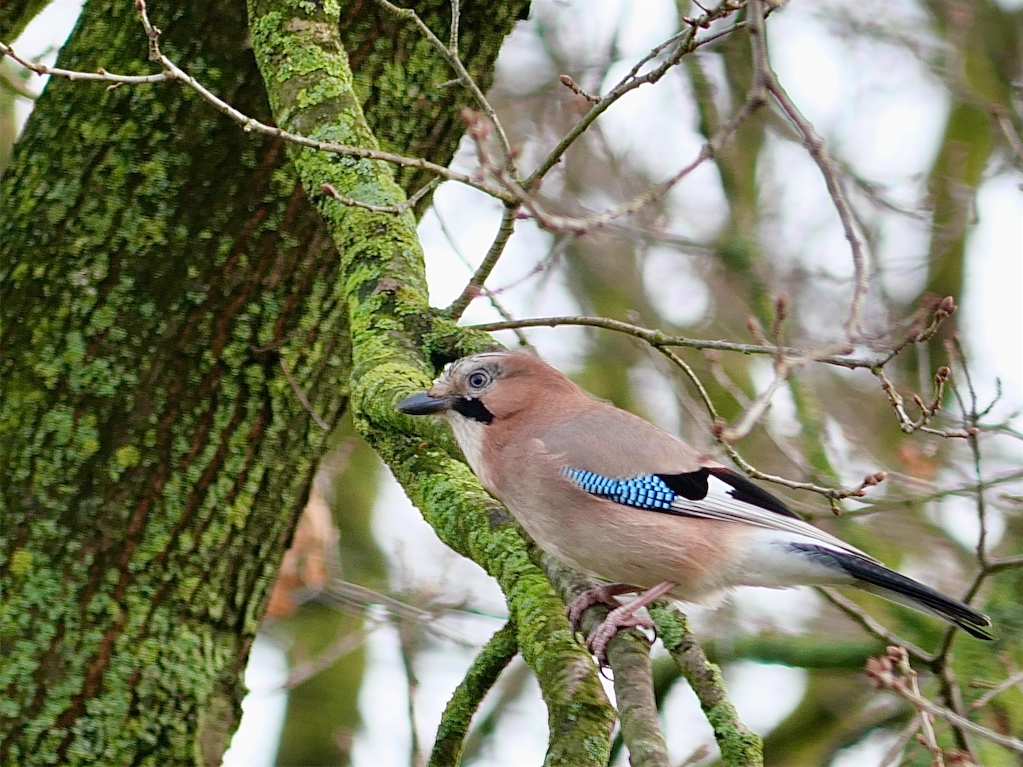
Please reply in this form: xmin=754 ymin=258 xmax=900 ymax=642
xmin=244 ymin=2 xmax=617 ymax=764
xmin=539 ymin=554 xmax=671 ymax=767
xmin=649 ymin=604 xmax=764 ymax=767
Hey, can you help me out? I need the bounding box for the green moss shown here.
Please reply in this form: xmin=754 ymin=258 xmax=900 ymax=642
xmin=9 ymin=549 xmax=33 ymax=577
xmin=114 ymin=445 xmax=141 ymax=468
xmin=3 ymin=0 xmax=536 ymax=762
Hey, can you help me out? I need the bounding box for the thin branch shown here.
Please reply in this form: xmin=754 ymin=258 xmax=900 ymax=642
xmin=432 ymin=207 xmax=532 ymax=348
xmin=937 ymin=663 xmax=981 ymax=760
xmin=429 ymin=622 xmax=519 ymax=767
xmin=0 ymin=57 xmax=41 ymax=98
xmin=539 ymin=554 xmax=672 ymax=767
xmin=279 ymin=358 xmax=331 ymax=431
xmin=448 ymin=0 xmax=460 ymax=52
xmin=398 ymin=620 xmax=425 ymax=767
xmin=299 ymin=579 xmax=491 ymax=646
xmin=508 ymin=88 xmax=765 ymax=235
xmin=879 ymin=716 xmax=926 ymax=767
xmin=747 ymin=0 xmax=871 ymax=338
xmin=873 ymin=364 xmax=974 ymax=439
xmin=285 ymin=625 xmax=374 ymax=688
xmin=373 ymin=0 xmax=515 ymax=167
xmin=868 ymin=647 xmax=1023 ymax=756
xmin=986 ymin=554 xmax=1023 ymax=573
xmin=525 ymin=0 xmax=744 ymax=188
xmin=468 ymin=314 xmax=883 ymax=369
xmin=447 ymin=203 xmax=521 ymax=318
xmin=992 ymin=105 xmax=1023 ymax=165
xmin=818 ymin=589 xmax=933 ymax=665
xmin=0 ymin=40 xmax=170 ymax=85
xmin=649 ymin=602 xmax=764 ymax=766
xmin=721 ymin=360 xmax=793 ymax=442
xmin=970 ymin=669 xmax=1023 ymax=710
xmin=895 ymin=649 xmax=945 ymax=767
xmin=2 ymin=20 xmax=519 ymax=204
xmin=956 ymin=337 xmax=991 ymax=569
xmin=321 ymin=177 xmax=439 ymax=215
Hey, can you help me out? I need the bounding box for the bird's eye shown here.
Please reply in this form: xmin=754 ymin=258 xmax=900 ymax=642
xmin=468 ymin=370 xmax=491 ymax=389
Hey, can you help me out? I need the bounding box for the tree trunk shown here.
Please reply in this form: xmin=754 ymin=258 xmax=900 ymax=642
xmin=0 ymin=1 xmax=525 ymax=764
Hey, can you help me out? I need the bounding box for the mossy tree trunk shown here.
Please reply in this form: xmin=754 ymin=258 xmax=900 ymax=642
xmin=0 ymin=1 xmax=525 ymax=764
xmin=243 ymin=1 xmax=619 ymax=764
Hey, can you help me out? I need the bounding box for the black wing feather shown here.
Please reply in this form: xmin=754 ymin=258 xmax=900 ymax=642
xmin=656 ymin=467 xmax=801 ymax=520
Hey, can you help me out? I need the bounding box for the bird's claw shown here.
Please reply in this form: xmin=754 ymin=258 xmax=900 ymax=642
xmin=586 ymin=610 xmax=656 ymax=668
xmin=565 ymin=583 xmax=638 ymax=636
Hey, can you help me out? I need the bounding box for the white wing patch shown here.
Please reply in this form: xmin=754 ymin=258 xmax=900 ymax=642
xmin=670 ymin=474 xmax=877 ymax=562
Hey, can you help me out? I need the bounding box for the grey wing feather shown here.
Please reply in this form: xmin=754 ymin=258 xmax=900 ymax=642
xmin=539 ymin=400 xmax=874 ymax=561
xmin=538 ymin=404 xmax=710 ymax=476
xmin=669 ymin=483 xmax=877 ymax=561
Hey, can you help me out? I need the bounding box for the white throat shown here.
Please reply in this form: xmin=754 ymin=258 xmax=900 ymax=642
xmin=445 ymin=412 xmax=494 ymax=489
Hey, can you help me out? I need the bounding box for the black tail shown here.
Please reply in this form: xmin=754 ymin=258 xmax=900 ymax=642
xmin=793 ymin=544 xmax=994 ymax=640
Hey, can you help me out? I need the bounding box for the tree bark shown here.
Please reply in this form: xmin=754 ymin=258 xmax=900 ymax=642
xmin=0 ymin=0 xmax=525 ymax=764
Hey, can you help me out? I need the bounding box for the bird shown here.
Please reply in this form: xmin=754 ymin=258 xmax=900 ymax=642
xmin=396 ymin=351 xmax=993 ymax=662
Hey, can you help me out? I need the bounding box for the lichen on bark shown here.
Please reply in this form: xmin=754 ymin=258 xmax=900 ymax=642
xmin=0 ymin=0 xmax=528 ymax=764
xmin=244 ymin=0 xmax=616 ymax=763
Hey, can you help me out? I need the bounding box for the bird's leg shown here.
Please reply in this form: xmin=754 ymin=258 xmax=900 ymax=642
xmin=566 ymin=583 xmax=639 ymax=635
xmin=586 ymin=580 xmax=677 ymax=666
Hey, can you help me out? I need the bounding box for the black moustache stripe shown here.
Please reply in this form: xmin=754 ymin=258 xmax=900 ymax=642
xmin=452 ymin=397 xmax=494 ymax=424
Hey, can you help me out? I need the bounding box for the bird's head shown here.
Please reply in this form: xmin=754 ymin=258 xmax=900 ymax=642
xmin=396 ymin=351 xmax=580 ymax=427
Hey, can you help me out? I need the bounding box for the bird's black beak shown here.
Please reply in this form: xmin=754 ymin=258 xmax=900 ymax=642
xmin=396 ymin=391 xmax=454 ymax=415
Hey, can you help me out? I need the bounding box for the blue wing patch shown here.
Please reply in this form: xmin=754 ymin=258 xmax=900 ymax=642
xmin=561 ymin=468 xmax=675 ymax=510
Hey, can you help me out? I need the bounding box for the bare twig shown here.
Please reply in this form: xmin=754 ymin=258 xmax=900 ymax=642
xmin=559 ymin=74 xmax=600 ymax=103
xmin=507 ymin=91 xmax=764 ymax=235
xmin=429 ymin=622 xmax=518 ymax=767
xmin=0 ymin=56 xmax=41 ymax=98
xmin=322 ymin=177 xmax=439 ymax=215
xmin=447 ymin=203 xmax=521 ymax=318
xmin=0 ymin=39 xmax=170 ymax=85
xmin=747 ymin=0 xmax=871 ymax=338
xmin=297 ymin=578 xmax=495 ymax=648
xmin=992 ymin=106 xmax=1023 ymax=165
xmin=892 ymin=648 xmax=945 ymax=766
xmin=868 ymin=647 xmax=1023 ymax=756
xmin=286 ymin=625 xmax=374 ymax=688
xmin=538 ymin=554 xmax=673 ymax=767
xmin=526 ymin=1 xmax=744 ymax=188
xmin=819 ymin=589 xmax=933 ymax=664
xmin=874 ymin=365 xmax=974 ymax=439
xmin=431 ymin=207 xmax=532 ymax=348
xmin=2 ymin=16 xmax=519 ymax=205
xmin=449 ymin=0 xmax=460 ymax=52
xmin=373 ymin=0 xmax=515 ymax=169
xmin=986 ymin=554 xmax=1023 ymax=572
xmin=969 ymin=669 xmax=1023 ymax=710
xmin=468 ymin=314 xmax=892 ymax=369
xmin=649 ymin=602 xmax=764 ymax=766
xmin=879 ymin=716 xmax=926 ymax=767
xmin=397 ymin=619 xmax=425 ymax=767
xmin=721 ymin=360 xmax=793 ymax=442
xmin=279 ymin=357 xmax=331 ymax=431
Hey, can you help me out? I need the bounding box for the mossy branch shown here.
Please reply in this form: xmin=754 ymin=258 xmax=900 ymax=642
xmin=650 ymin=603 xmax=764 ymax=767
xmin=540 ymin=553 xmax=671 ymax=767
xmin=243 ymin=1 xmax=615 ymax=763
xmin=429 ymin=621 xmax=518 ymax=767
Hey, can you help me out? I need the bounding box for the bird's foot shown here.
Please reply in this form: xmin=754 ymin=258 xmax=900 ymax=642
xmin=580 ymin=580 xmax=677 ymax=667
xmin=565 ymin=583 xmax=639 ymax=635
xmin=586 ymin=607 xmax=656 ymax=667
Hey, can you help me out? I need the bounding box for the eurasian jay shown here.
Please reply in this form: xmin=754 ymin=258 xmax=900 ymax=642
xmin=397 ymin=351 xmax=993 ymax=661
